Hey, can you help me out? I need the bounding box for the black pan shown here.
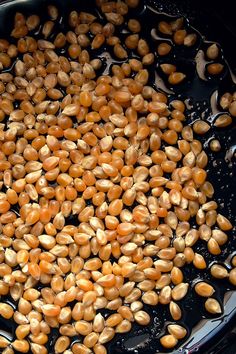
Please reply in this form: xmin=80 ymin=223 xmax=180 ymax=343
xmin=0 ymin=1 xmax=236 ymax=353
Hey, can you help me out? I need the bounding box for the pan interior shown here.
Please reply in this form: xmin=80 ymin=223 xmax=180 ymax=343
xmin=0 ymin=0 xmax=236 ymax=353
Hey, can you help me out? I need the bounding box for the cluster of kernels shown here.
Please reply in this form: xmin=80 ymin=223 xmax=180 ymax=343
xmin=157 ymin=17 xmax=198 ymax=86
xmin=213 ymin=91 xmax=236 ymax=128
xmin=160 ymin=323 xmax=187 ymax=349
xmin=211 ymin=90 xmax=236 ymax=129
xmin=194 ymin=281 xmax=221 ymax=316
xmin=205 ymin=43 xmax=224 ymax=76
xmin=157 ymin=19 xmax=227 ymax=87
xmin=158 ymin=18 xmax=197 ymax=47
xmin=0 ymin=1 xmax=234 ymax=353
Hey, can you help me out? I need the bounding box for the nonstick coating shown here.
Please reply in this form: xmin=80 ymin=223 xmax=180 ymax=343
xmin=0 ymin=0 xmax=236 ymax=353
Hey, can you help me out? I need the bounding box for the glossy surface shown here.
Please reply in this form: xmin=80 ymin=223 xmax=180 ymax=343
xmin=0 ymin=0 xmax=236 ymax=353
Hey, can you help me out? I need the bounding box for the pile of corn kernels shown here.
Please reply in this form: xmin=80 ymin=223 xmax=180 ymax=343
xmin=0 ymin=1 xmax=235 ymax=353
